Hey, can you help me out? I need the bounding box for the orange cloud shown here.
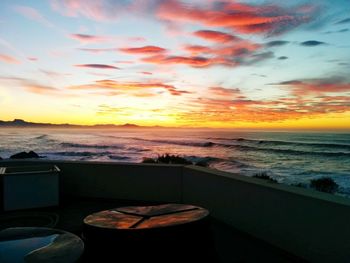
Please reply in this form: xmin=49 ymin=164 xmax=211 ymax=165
xmin=25 ymin=84 xmax=60 ymax=95
xmin=119 ymin=45 xmax=167 ymax=54
xmin=142 ymin=54 xmax=234 ymax=68
xmin=0 ymin=54 xmax=20 ymax=64
xmin=69 ymin=79 xmax=191 ymax=96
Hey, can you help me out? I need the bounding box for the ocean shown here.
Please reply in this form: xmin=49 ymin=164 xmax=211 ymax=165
xmin=1 ymin=128 xmax=350 ymax=196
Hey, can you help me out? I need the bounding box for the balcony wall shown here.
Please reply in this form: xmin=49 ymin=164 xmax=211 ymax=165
xmin=182 ymin=165 xmax=350 ymax=263
xmin=0 ymin=160 xmax=183 ymax=202
xmin=1 ymin=160 xmax=350 ymax=262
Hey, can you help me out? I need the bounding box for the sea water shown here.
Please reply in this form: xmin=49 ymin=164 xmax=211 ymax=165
xmin=0 ymin=128 xmax=349 ymax=196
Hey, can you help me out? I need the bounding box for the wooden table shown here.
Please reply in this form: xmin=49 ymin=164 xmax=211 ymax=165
xmin=83 ymin=203 xmax=216 ymax=262
xmin=84 ymin=203 xmax=209 ymax=230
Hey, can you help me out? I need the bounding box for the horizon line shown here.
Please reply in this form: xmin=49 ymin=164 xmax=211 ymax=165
xmin=1 ymin=118 xmax=350 ymax=132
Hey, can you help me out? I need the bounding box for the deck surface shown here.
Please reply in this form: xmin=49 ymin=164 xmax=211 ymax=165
xmin=0 ymin=197 xmax=307 ymax=263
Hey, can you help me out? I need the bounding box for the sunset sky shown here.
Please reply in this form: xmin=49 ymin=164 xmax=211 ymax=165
xmin=0 ymin=0 xmax=349 ymax=129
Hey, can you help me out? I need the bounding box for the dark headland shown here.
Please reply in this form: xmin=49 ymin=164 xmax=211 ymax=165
xmin=0 ymin=119 xmax=162 ymax=129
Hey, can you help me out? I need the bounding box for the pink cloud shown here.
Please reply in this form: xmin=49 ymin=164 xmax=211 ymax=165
xmin=74 ymin=64 xmax=120 ymax=70
xmin=193 ymin=30 xmax=239 ymax=43
xmin=69 ymin=34 xmax=112 ymax=43
xmin=13 ymin=5 xmax=53 ymax=27
xmin=183 ymin=45 xmax=212 ymax=55
xmin=78 ymin=48 xmax=117 ymax=53
xmin=119 ymin=46 xmax=167 ymax=54
xmin=275 ymin=77 xmax=350 ymax=96
xmin=0 ymin=53 xmax=20 ymax=64
xmin=157 ymin=0 xmax=317 ymax=35
xmin=51 ymin=0 xmax=136 ymax=21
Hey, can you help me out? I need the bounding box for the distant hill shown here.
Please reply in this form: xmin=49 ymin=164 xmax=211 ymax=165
xmin=0 ymin=119 xmax=154 ymax=129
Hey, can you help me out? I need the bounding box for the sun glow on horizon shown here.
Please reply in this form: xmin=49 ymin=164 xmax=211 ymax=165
xmin=0 ymin=0 xmax=350 ymax=130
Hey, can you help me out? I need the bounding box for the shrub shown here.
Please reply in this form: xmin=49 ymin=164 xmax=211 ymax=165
xmin=310 ymin=177 xmax=339 ymax=194
xmin=253 ymin=172 xmax=278 ymax=183
xmin=142 ymin=154 xmax=192 ymax=165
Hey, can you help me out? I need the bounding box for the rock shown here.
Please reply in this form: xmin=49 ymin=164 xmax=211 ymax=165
xmin=10 ymin=151 xmax=40 ymax=159
xmin=0 ymin=156 xmax=2 ymax=160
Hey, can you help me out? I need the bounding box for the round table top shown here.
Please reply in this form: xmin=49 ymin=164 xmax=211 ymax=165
xmin=0 ymin=227 xmax=84 ymax=263
xmin=84 ymin=203 xmax=209 ymax=230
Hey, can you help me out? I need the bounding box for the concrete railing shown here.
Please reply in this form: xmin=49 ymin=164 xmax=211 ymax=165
xmin=0 ymin=160 xmax=183 ymax=202
xmin=182 ymin=165 xmax=350 ymax=263
xmin=1 ymin=160 xmax=350 ymax=262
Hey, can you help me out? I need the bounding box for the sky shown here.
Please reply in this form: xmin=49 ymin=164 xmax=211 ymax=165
xmin=0 ymin=0 xmax=350 ymax=129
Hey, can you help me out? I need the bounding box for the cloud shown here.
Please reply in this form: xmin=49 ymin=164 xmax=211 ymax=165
xmin=324 ymin=28 xmax=349 ymax=34
xmin=142 ymin=54 xmax=234 ymax=68
xmin=300 ymin=40 xmax=326 ymax=46
xmin=0 ymin=53 xmax=20 ymax=64
xmin=193 ymin=30 xmax=238 ymax=43
xmin=265 ymin=40 xmax=290 ymax=47
xmin=74 ymin=64 xmax=120 ymax=69
xmin=51 ymin=0 xmax=124 ymax=21
xmin=157 ymin=0 xmax=318 ymax=35
xmin=27 ymin=57 xmax=38 ymax=61
xmin=335 ymin=18 xmax=350 ymax=24
xmin=119 ymin=45 xmax=167 ymax=54
xmin=69 ymin=34 xmax=112 ymax=43
xmin=177 ymin=90 xmax=350 ymax=123
xmin=24 ymin=84 xmax=60 ymax=95
xmin=183 ymin=45 xmax=212 ymax=55
xmin=273 ymin=76 xmax=350 ymax=96
xmin=78 ymin=48 xmax=117 ymax=53
xmin=242 ymin=51 xmax=274 ymax=65
xmin=13 ymin=5 xmax=54 ymax=27
xmin=209 ymin=87 xmax=241 ymax=96
xmin=69 ymin=79 xmax=191 ymax=96
xmin=115 ymin=60 xmax=134 ymax=64
xmin=40 ymin=70 xmax=71 ymax=78
xmin=140 ymin=71 xmax=152 ymax=75
xmin=278 ymin=56 xmax=288 ymax=60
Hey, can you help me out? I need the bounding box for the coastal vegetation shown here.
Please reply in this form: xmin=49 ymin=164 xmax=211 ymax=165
xmin=310 ymin=177 xmax=339 ymax=194
xmin=142 ymin=154 xmax=193 ymax=165
xmin=142 ymin=154 xmax=210 ymax=167
xmin=253 ymin=172 xmax=278 ymax=183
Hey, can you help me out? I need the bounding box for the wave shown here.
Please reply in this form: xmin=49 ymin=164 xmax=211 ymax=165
xmin=48 ymin=151 xmax=114 ymax=157
xmin=34 ymin=135 xmax=48 ymax=140
xmin=126 ymin=147 xmax=150 ymax=153
xmin=218 ymin=144 xmax=350 ymax=157
xmin=108 ymin=155 xmax=130 ymax=160
xmin=209 ymin=137 xmax=350 ymax=150
xmin=60 ymin=142 xmax=123 ymax=149
xmin=130 ymin=137 xmax=215 ymax=147
xmin=128 ymin=137 xmax=350 ymax=157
